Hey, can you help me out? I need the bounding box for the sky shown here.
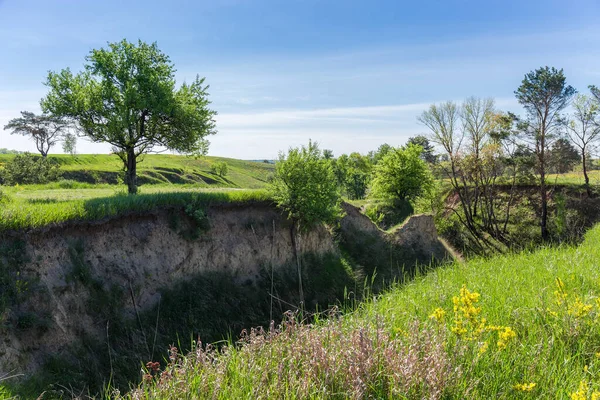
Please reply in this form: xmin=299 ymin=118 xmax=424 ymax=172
xmin=0 ymin=0 xmax=599 ymax=159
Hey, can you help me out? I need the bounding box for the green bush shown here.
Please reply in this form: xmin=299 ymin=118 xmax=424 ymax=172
xmin=210 ymin=161 xmax=229 ymax=178
xmin=1 ymin=153 xmax=60 ymax=185
xmin=369 ymin=144 xmax=434 ymax=202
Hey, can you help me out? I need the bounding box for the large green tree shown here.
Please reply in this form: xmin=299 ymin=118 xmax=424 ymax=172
xmin=41 ymin=39 xmax=217 ymax=194
xmin=514 ymin=66 xmax=575 ymax=240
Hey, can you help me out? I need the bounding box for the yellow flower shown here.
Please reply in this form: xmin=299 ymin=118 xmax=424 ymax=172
xmin=497 ymin=327 xmax=516 ymax=350
xmin=571 ymin=380 xmax=589 ymax=400
xmin=478 ymin=341 xmax=489 ymax=355
xmin=569 ymin=296 xmax=593 ymax=318
xmin=429 ymin=307 xmax=446 ymax=322
xmin=514 ymin=382 xmax=536 ymax=392
xmin=591 ymin=391 xmax=600 ymax=400
xmin=555 ymin=277 xmax=568 ymax=306
xmin=546 ymin=308 xmax=558 ymax=318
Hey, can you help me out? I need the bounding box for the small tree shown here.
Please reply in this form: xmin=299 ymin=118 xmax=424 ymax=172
xmin=3 ymin=111 xmax=67 ymax=157
xmin=322 ymin=149 xmax=334 ymax=160
xmin=514 ymin=66 xmax=575 ymax=240
xmin=369 ymin=144 xmax=434 ymax=202
xmin=211 ymin=161 xmax=228 ymax=178
xmin=62 ymin=132 xmax=77 ymax=156
xmin=42 ymin=39 xmax=217 ymax=194
xmin=269 ymin=141 xmax=342 ymax=305
xmin=564 ymin=93 xmax=600 ymax=195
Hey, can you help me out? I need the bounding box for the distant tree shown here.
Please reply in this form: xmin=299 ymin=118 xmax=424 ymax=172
xmin=41 ymin=39 xmax=217 ymax=194
xmin=269 ymin=140 xmax=342 ymax=305
xmin=407 ymin=135 xmax=437 ymax=164
xmin=369 ymin=144 xmax=433 ymax=202
xmin=211 ymin=161 xmax=228 ymax=178
xmin=564 ymin=93 xmax=600 ymax=195
xmin=368 ymin=143 xmax=393 ymax=165
xmin=323 ymin=149 xmax=334 ymax=160
xmin=514 ymin=66 xmax=576 ymax=240
xmin=344 ymin=152 xmax=372 ymax=199
xmin=62 ymin=132 xmax=77 ymax=156
xmin=3 ymin=111 xmax=67 ymax=157
xmin=548 ymin=138 xmax=581 ymax=174
xmin=1 ymin=153 xmax=60 ymax=185
xmin=0 ymin=149 xmax=23 ymax=154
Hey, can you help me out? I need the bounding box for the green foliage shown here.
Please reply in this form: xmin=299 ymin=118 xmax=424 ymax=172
xmin=62 ymin=132 xmax=77 ymax=155
xmin=367 ymin=143 xmax=392 ymax=165
xmin=364 ymin=199 xmax=414 ymax=230
xmin=369 ymin=144 xmax=434 ymax=202
xmin=210 ymin=161 xmax=228 ymax=177
xmin=407 ymin=135 xmax=437 ymax=164
xmin=331 ymin=152 xmax=372 ymax=200
xmin=270 ymin=141 xmax=342 ymax=228
xmin=42 ymin=39 xmax=217 ymax=194
xmin=1 ymin=153 xmax=60 ymax=185
xmin=549 ymin=138 xmax=580 ymax=174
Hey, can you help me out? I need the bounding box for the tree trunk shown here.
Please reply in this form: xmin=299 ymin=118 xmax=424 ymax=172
xmin=540 ymin=166 xmax=548 ymax=241
xmin=126 ymin=148 xmax=138 ymax=195
xmin=583 ymin=151 xmax=592 ymax=197
xmin=290 ymin=221 xmax=304 ymax=309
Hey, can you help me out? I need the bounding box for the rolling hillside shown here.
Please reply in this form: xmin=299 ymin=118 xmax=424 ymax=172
xmin=0 ymin=154 xmax=275 ymax=189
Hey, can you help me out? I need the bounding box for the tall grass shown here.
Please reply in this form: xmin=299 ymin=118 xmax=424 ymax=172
xmin=111 ymin=224 xmax=600 ymax=399
xmin=0 ymin=189 xmax=269 ymax=231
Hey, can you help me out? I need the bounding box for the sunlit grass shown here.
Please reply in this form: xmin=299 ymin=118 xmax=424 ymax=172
xmin=0 ymin=188 xmax=269 ymax=231
xmin=110 ymin=224 xmax=600 ymax=399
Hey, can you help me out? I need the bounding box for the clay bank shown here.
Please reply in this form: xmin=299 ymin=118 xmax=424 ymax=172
xmin=0 ymin=200 xmax=452 ymax=392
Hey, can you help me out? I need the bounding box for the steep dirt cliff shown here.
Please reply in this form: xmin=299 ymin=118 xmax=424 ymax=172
xmin=0 ymin=201 xmax=451 ymax=392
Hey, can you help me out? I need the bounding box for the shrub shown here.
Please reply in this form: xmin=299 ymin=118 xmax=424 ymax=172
xmin=369 ymin=144 xmax=434 ymax=202
xmin=269 ymin=140 xmax=342 ymax=229
xmin=210 ymin=161 xmax=229 ymax=178
xmin=1 ymin=153 xmax=60 ymax=185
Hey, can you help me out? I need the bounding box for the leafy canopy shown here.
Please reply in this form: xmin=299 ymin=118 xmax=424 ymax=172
xmin=269 ymin=141 xmax=342 ymax=228
xmin=369 ymin=144 xmax=434 ymax=202
xmin=41 ymin=39 xmax=217 ymax=193
xmin=1 ymin=153 xmax=60 ymax=185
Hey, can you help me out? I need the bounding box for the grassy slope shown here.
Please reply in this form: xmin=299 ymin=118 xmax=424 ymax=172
xmin=0 ymin=154 xmax=274 ymax=231
xmin=0 ymin=154 xmax=274 ymax=189
xmin=0 ymin=189 xmax=269 ymax=231
xmin=116 ymin=224 xmax=600 ymax=399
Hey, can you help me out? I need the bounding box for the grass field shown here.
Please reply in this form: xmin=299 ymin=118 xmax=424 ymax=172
xmin=109 ymin=224 xmax=600 ymax=399
xmin=0 ymin=188 xmax=269 ymax=231
xmin=0 ymin=154 xmax=275 ymax=188
xmin=0 ymin=153 xmax=275 ymax=231
xmin=549 ymin=170 xmax=600 ymax=186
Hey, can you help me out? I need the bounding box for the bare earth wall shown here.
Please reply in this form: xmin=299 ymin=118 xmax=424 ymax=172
xmin=0 ymin=201 xmax=451 ymax=381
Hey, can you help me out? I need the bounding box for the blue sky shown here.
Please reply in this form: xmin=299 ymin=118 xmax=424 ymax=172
xmin=1 ymin=0 xmax=599 ymax=159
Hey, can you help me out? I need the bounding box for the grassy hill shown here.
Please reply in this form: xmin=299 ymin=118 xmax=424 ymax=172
xmin=110 ymin=224 xmax=600 ymax=399
xmin=0 ymin=154 xmax=275 ymax=189
xmin=0 ymin=153 xmax=275 ymax=231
